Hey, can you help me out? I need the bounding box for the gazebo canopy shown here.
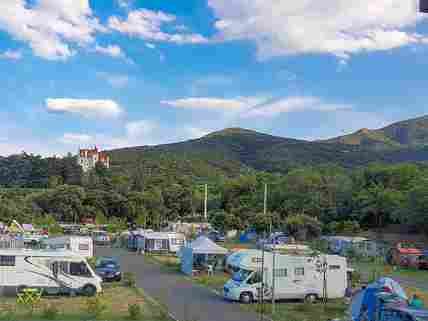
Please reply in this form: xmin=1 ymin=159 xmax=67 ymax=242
xmin=189 ymin=236 xmax=228 ymax=255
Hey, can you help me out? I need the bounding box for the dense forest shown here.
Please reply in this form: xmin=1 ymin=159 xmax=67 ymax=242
xmin=1 ymin=152 xmax=428 ymax=238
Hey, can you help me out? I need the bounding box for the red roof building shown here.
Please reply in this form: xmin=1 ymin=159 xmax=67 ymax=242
xmin=78 ymin=146 xmax=110 ymax=172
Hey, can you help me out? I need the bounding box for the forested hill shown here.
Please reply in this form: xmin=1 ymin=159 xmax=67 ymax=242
xmin=108 ymin=117 xmax=428 ymax=176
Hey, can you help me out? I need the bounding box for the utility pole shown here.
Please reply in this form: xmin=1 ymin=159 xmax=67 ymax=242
xmin=271 ymin=249 xmax=276 ymax=316
xmin=204 ymin=184 xmax=208 ymax=222
xmin=263 ymin=183 xmax=271 ymax=234
xmin=260 ymin=234 xmax=265 ymax=321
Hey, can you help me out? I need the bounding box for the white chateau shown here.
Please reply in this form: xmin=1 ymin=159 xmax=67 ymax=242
xmin=78 ymin=147 xmax=110 ymax=172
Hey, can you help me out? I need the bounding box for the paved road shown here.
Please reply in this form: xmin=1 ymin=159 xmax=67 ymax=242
xmin=95 ymin=247 xmax=261 ymax=321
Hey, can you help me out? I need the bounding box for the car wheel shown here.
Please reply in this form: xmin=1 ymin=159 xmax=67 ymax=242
xmin=304 ymin=294 xmax=318 ymax=304
xmin=82 ymin=284 xmax=97 ymax=297
xmin=240 ymin=292 xmax=253 ymax=304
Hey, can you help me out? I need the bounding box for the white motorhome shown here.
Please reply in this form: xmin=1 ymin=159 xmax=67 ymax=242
xmin=44 ymin=236 xmax=94 ymax=258
xmin=0 ymin=249 xmax=102 ymax=296
xmin=223 ymin=251 xmax=348 ymax=303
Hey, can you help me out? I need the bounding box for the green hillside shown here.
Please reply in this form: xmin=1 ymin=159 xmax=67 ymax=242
xmin=107 ymin=117 xmax=428 ymax=178
xmin=324 ymin=115 xmax=428 ymax=149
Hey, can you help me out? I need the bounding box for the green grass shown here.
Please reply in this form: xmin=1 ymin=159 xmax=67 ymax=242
xmin=244 ymin=300 xmax=348 ymax=321
xmin=0 ymin=285 xmax=172 ymax=321
xmin=193 ymin=274 xmax=230 ymax=291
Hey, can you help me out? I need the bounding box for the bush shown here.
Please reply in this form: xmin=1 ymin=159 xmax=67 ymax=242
xmin=127 ymin=303 xmax=142 ymax=320
xmin=42 ymin=304 xmax=59 ymax=320
xmin=85 ymin=295 xmax=107 ymax=319
xmin=123 ymin=272 xmax=136 ymax=288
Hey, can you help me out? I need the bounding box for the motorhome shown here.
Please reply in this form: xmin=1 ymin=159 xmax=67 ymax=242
xmin=223 ymin=251 xmax=349 ymax=303
xmin=43 ymin=236 xmax=94 ymax=258
xmin=0 ymin=249 xmax=102 ymax=296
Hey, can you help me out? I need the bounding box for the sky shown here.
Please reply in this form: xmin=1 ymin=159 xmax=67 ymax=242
xmin=2 ymin=0 xmax=428 ymax=156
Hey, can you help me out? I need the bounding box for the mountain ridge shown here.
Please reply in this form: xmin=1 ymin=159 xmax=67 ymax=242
xmin=107 ymin=115 xmax=428 ymax=177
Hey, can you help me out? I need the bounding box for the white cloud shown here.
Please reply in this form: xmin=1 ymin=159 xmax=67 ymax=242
xmin=108 ymin=9 xmax=208 ymax=44
xmin=208 ymin=0 xmax=428 ymax=60
xmin=145 ymin=43 xmax=156 ymax=49
xmin=117 ymin=0 xmax=134 ymax=9
xmin=126 ymin=120 xmax=158 ymax=139
xmin=244 ymin=97 xmax=351 ymax=118
xmin=0 ymin=0 xmax=105 ymax=60
xmin=59 ymin=133 xmax=94 ymax=145
xmin=46 ymin=98 xmax=123 ymax=118
xmin=94 ymin=44 xmax=125 ymax=58
xmin=161 ymin=97 xmax=264 ymax=111
xmin=0 ymin=49 xmax=22 ymax=60
xmin=96 ymin=72 xmax=129 ymax=88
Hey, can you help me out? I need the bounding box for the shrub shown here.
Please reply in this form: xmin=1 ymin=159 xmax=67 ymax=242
xmin=85 ymin=295 xmax=107 ymax=319
xmin=123 ymin=272 xmax=137 ymax=288
xmin=42 ymin=304 xmax=59 ymax=320
xmin=127 ymin=303 xmax=142 ymax=320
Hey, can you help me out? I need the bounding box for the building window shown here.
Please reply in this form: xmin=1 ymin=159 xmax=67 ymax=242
xmin=295 ymin=267 xmax=305 ymax=276
xmin=274 ymin=268 xmax=287 ymax=278
xmin=0 ymin=255 xmax=15 ymax=266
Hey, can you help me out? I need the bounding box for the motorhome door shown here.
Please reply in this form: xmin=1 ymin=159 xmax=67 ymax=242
xmin=274 ymin=267 xmax=306 ymax=299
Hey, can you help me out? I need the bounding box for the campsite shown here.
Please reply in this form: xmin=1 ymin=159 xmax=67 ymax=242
xmin=0 ymin=216 xmax=428 ymax=321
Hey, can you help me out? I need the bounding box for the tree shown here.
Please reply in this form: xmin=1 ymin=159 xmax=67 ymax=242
xmin=48 ymin=175 xmax=63 ymax=188
xmin=404 ymin=182 xmax=428 ymax=234
xmin=95 ymin=212 xmax=108 ymax=225
xmin=285 ymin=214 xmax=322 ymax=241
xmin=353 ymin=183 xmax=405 ymax=228
xmin=251 ymin=212 xmax=271 ymax=234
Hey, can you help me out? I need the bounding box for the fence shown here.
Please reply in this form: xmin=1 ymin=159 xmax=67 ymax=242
xmin=0 ymin=238 xmax=24 ymax=249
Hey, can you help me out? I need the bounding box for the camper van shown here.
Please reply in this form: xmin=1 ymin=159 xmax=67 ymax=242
xmin=43 ymin=236 xmax=94 ymax=258
xmin=0 ymin=249 xmax=102 ymax=296
xmin=223 ymin=251 xmax=348 ymax=303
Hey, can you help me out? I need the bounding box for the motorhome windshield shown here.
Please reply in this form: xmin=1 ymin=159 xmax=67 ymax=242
xmin=232 ymin=269 xmax=251 ymax=283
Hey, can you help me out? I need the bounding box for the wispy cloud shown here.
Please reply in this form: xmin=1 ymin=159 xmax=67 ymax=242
xmin=108 ymin=9 xmax=208 ymax=44
xmin=161 ymin=97 xmax=264 ymax=111
xmin=59 ymin=133 xmax=94 ymax=145
xmin=0 ymin=50 xmax=22 ymax=60
xmin=96 ymin=72 xmax=129 ymax=88
xmin=244 ymin=97 xmax=352 ymax=118
xmin=46 ymin=98 xmax=123 ymax=119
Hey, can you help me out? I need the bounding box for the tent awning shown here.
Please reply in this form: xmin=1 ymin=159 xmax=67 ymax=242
xmin=188 ymin=236 xmax=228 ymax=255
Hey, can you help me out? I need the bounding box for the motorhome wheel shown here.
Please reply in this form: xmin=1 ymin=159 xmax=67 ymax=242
xmin=17 ymin=285 xmax=27 ymax=294
xmin=82 ymin=284 xmax=97 ymax=297
xmin=239 ymin=292 xmax=253 ymax=304
xmin=304 ymin=294 xmax=318 ymax=304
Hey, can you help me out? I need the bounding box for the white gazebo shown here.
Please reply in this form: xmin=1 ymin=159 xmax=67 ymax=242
xmin=181 ymin=236 xmax=228 ymax=276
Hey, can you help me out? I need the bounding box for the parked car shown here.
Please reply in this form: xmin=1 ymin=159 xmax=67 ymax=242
xmin=418 ymin=255 xmax=428 ymax=270
xmin=95 ymin=257 xmax=122 ymax=282
xmin=381 ymin=307 xmax=428 ymax=321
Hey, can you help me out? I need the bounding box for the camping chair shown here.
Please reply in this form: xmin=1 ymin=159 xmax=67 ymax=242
xmin=207 ymin=264 xmax=214 ymax=276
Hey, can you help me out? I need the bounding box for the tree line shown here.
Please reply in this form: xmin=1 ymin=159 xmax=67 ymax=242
xmin=0 ymin=153 xmax=428 ymax=239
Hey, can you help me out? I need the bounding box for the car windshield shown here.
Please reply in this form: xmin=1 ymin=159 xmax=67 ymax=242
xmin=415 ymin=316 xmax=428 ymax=321
xmin=96 ymin=259 xmax=117 ymax=268
xmin=232 ymin=269 xmax=251 ymax=283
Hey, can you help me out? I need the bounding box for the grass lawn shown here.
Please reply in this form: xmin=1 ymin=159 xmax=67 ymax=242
xmin=145 ymin=254 xmax=181 ymax=273
xmin=0 ymin=284 xmax=172 ymax=321
xmin=243 ymin=300 xmax=348 ymax=321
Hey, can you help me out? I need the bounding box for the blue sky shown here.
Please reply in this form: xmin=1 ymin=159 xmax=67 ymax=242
xmin=1 ymin=0 xmax=428 ymax=156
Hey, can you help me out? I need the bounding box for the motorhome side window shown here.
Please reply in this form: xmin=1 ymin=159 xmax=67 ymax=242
xmin=0 ymin=255 xmax=15 ymax=266
xmin=70 ymin=261 xmax=91 ymax=277
xmin=329 ymin=265 xmax=341 ymax=270
xmin=295 ymin=267 xmax=304 ymax=276
xmin=274 ymin=268 xmax=287 ymax=278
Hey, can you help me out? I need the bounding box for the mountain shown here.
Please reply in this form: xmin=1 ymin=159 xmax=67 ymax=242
xmin=107 ymin=116 xmax=428 ymax=178
xmin=324 ymin=115 xmax=428 ymax=149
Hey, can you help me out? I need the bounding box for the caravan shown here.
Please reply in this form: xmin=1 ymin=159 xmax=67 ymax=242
xmin=43 ymin=236 xmax=94 ymax=258
xmin=0 ymin=249 xmax=102 ymax=296
xmin=223 ymin=251 xmax=349 ymax=303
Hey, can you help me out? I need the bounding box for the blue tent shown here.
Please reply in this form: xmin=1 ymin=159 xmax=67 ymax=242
xmin=350 ymin=278 xmax=408 ymax=321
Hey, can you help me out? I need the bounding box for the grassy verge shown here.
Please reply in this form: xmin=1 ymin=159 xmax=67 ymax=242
xmin=243 ymin=300 xmax=348 ymax=321
xmin=0 ymin=284 xmax=172 ymax=321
